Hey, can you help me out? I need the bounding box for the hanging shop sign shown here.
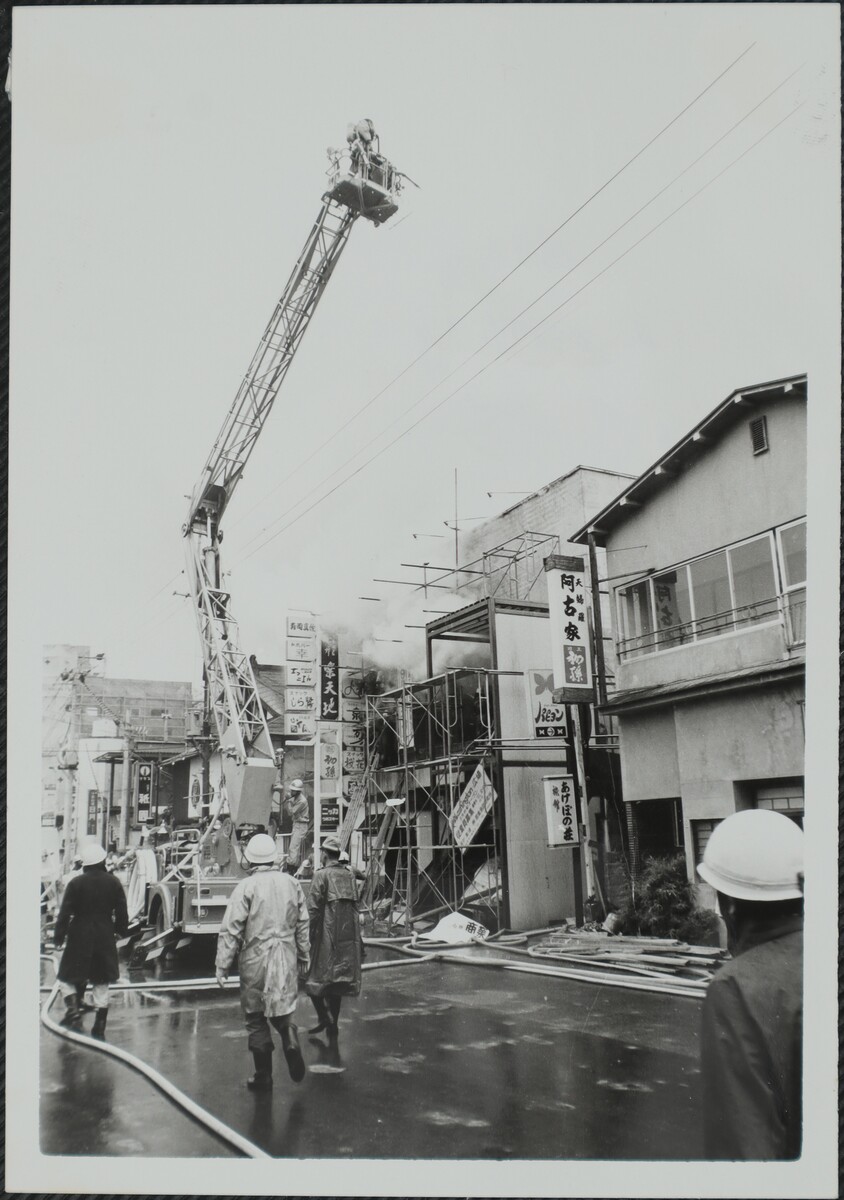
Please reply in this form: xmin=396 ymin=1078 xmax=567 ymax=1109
xmin=286 ymin=637 xmax=315 ymax=663
xmin=320 ymin=738 xmax=341 ymax=785
xmin=287 ymin=663 xmax=314 ymax=687
xmin=320 ymin=634 xmax=340 ymax=721
xmin=286 ymin=687 xmax=316 ymax=713
xmin=287 ymin=616 xmax=317 ymax=637
xmin=137 ymin=763 xmax=152 ymax=823
xmin=545 ymin=554 xmax=595 ymax=704
xmin=87 ymin=790 xmax=99 ymax=836
xmin=343 ymin=746 xmax=366 ymax=775
xmin=449 ymin=762 xmax=496 ymax=852
xmin=543 ymin=775 xmax=579 ymax=847
xmin=284 ymin=712 xmax=315 ymax=737
xmin=524 ymin=669 xmax=567 ymax=739
xmin=320 ymin=802 xmax=340 ymax=831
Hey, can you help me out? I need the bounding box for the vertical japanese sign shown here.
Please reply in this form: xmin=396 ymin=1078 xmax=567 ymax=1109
xmin=524 ymin=669 xmax=567 ymax=739
xmin=543 ymin=775 xmax=579 ymax=846
xmin=545 ymin=554 xmax=595 ymax=704
xmin=320 ymin=633 xmax=340 ymax=721
xmin=285 ymin=614 xmax=318 ymax=737
xmin=87 ymin=790 xmax=99 ymax=836
xmin=137 ymin=763 xmax=152 ymax=823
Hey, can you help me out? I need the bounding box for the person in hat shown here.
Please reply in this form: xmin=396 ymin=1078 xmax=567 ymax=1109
xmin=305 ymin=835 xmax=363 ymax=1039
xmin=280 ymin=779 xmax=312 ymax=874
xmin=696 ymin=808 xmax=803 ymax=1160
xmin=54 ymin=841 xmax=129 ymax=1039
xmin=215 ymin=832 xmax=310 ymax=1091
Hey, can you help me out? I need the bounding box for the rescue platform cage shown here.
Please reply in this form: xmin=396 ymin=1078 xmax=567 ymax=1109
xmin=361 ymin=669 xmax=505 ymax=936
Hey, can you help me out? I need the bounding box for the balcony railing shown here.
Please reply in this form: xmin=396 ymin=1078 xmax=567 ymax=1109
xmin=618 ymin=592 xmax=805 ymax=660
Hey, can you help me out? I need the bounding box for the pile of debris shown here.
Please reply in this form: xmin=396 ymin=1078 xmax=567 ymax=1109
xmin=527 ymin=927 xmax=727 ymax=988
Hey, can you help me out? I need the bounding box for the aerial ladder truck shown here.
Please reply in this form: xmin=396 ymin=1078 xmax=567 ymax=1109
xmin=127 ymin=122 xmax=406 ymax=955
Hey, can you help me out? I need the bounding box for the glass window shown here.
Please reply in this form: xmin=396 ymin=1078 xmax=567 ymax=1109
xmin=729 ymin=536 xmax=777 ymax=620
xmin=689 ymin=550 xmax=732 ymax=638
xmin=692 ymin=818 xmax=722 ymax=866
xmin=652 ymin=568 xmax=693 ymax=647
xmin=779 ymin=521 xmax=806 ymax=589
xmin=619 ymin=580 xmax=654 ymax=653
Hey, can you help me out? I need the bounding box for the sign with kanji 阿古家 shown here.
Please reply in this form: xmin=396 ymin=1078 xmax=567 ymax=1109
xmin=545 ymin=554 xmax=595 ymax=704
xmin=543 ymin=775 xmax=579 ymax=847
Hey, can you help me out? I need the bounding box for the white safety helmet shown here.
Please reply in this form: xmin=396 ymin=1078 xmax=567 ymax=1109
xmin=697 ymin=809 xmax=803 ymax=902
xmin=289 ymin=778 xmax=305 ymax=792
xmin=80 ymin=843 xmax=107 ymax=867
xmin=244 ymin=833 xmax=278 ymax=865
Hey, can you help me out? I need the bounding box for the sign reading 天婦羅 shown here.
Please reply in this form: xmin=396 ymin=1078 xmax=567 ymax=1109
xmin=545 ymin=554 xmax=595 ymax=704
xmin=449 ymin=762 xmax=495 ymax=851
xmin=543 ymin=775 xmax=579 ymax=846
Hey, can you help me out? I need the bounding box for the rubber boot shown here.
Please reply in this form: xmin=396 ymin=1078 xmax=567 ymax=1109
xmin=280 ymin=1024 xmax=306 ymax=1083
xmin=76 ymin=984 xmax=94 ymax=1013
xmin=246 ymin=1049 xmax=273 ymax=1092
xmin=326 ymin=995 xmax=342 ymax=1039
xmin=307 ymin=996 xmax=330 ymax=1036
xmin=60 ymin=994 xmax=83 ymax=1029
xmin=91 ymin=1008 xmax=108 ymax=1041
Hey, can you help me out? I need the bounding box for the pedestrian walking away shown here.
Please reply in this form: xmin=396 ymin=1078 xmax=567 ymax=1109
xmin=305 ymin=835 xmax=364 ymax=1040
xmin=280 ymin=778 xmax=312 ymax=874
xmin=697 ymin=808 xmax=803 ymax=1160
xmin=53 ymin=841 xmax=130 ymax=1040
xmin=215 ymin=832 xmax=310 ymax=1091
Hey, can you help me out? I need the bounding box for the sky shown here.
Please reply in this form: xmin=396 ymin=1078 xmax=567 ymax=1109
xmin=9 ymin=2 xmax=839 ymax=691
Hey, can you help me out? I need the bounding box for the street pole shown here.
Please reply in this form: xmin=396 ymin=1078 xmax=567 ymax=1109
xmin=564 ymin=706 xmax=585 ymax=927
xmin=119 ymin=731 xmax=133 ymax=850
xmin=587 ymin=532 xmax=608 ymax=708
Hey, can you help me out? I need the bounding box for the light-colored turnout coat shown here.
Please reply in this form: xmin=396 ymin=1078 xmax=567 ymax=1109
xmin=216 ymin=866 xmax=310 ymax=1017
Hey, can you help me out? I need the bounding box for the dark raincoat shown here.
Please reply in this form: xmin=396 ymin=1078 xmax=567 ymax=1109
xmin=54 ymin=863 xmax=129 ymax=985
xmin=701 ymin=912 xmax=802 ymax=1160
xmin=305 ymin=861 xmax=363 ymax=998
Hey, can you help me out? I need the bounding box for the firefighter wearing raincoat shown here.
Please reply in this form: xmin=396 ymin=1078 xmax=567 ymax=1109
xmin=215 ymin=833 xmax=310 ymax=1091
xmin=305 ymin=835 xmax=363 ymax=1039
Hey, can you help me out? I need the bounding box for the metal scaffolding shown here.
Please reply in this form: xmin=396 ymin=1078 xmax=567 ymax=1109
xmin=362 ymin=669 xmax=506 ymax=935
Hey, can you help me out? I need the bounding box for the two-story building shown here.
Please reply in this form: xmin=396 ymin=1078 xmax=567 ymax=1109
xmin=570 ymin=375 xmax=807 ymax=910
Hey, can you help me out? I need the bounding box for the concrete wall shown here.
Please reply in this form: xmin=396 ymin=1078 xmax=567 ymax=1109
xmin=493 ymin=609 xmax=576 ymax=928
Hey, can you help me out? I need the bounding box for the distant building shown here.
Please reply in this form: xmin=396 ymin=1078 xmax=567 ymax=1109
xmin=571 ymin=375 xmax=806 ymax=909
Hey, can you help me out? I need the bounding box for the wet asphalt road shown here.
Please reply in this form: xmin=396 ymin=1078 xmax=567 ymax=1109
xmin=41 ymin=941 xmax=704 ymax=1159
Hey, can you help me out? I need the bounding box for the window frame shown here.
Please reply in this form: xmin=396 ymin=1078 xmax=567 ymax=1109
xmin=775 ymin=518 xmax=807 ymax=595
xmin=615 ymin=526 xmax=787 ymax=658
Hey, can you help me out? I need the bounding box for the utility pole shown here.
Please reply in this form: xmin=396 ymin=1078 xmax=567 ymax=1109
xmin=119 ymin=718 xmax=134 ymax=850
xmin=453 ymin=468 xmax=459 ymax=577
xmin=587 ymin=532 xmax=608 ymax=707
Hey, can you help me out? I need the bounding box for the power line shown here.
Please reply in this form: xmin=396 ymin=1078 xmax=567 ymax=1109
xmin=237 ymin=101 xmax=802 ymax=567
xmin=228 ymin=43 xmax=756 ymax=533
xmin=234 ymin=76 xmax=800 ymax=562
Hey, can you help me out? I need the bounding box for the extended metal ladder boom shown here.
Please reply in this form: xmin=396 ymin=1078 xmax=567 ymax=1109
xmin=183 ymin=127 xmax=403 ymax=825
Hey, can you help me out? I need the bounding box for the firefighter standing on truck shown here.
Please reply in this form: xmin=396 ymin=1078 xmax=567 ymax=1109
xmin=276 ymin=778 xmax=312 ymax=874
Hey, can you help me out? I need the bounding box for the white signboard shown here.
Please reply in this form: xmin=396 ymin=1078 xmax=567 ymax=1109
xmin=343 ymin=746 xmax=366 ymax=775
xmin=287 ymin=616 xmax=317 ymax=637
xmin=287 ymin=663 xmax=314 ymax=687
xmin=321 ymin=740 xmax=341 ymax=783
xmin=286 ymin=687 xmax=316 ymax=712
xmin=449 ymin=763 xmax=495 ymax=851
xmin=286 ymin=637 xmax=315 ymax=663
xmin=524 ymin=669 xmax=567 ymax=739
xmin=284 ymin=712 xmax=315 ymax=737
xmin=543 ymin=775 xmax=579 ymax=847
xmin=545 ymin=555 xmax=595 ymax=703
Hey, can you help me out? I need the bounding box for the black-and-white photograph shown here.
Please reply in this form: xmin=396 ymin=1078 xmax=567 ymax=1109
xmin=6 ymin=3 xmax=839 ymax=1195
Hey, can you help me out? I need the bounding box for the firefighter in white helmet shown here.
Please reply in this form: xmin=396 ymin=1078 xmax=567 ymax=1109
xmin=215 ymin=833 xmax=310 ymax=1090
xmin=697 ymin=808 xmax=803 ymax=1159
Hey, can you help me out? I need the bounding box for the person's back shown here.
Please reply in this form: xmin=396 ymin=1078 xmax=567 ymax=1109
xmin=697 ymin=809 xmax=803 ymax=1161
xmin=701 ymin=909 xmax=802 ymax=1159
xmin=55 ymin=864 xmax=128 ymax=940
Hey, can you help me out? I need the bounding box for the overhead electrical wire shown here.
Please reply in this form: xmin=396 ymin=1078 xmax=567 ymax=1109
xmin=236 ymin=100 xmax=804 ymax=568
xmin=233 ymin=85 xmax=802 ymax=564
xmin=228 ymin=42 xmax=756 ymax=532
xmin=102 ymin=50 xmax=788 ymax=655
